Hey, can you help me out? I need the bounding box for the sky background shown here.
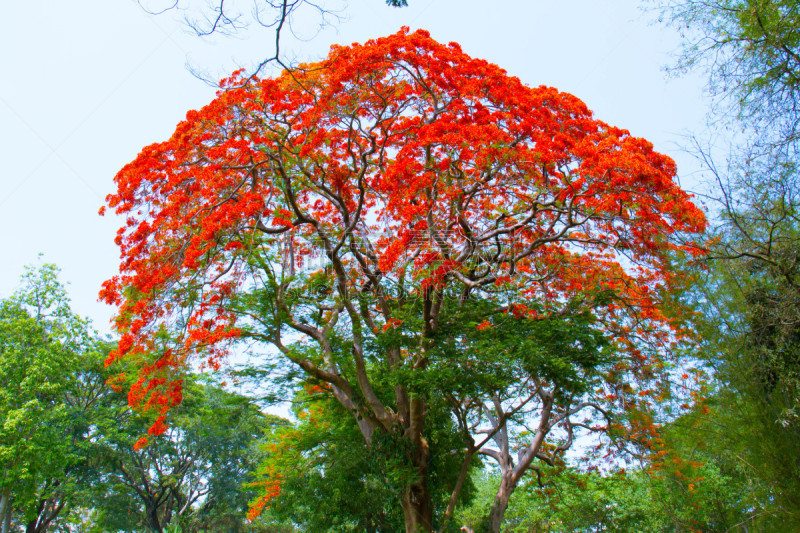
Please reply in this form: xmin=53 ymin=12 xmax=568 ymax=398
xmin=0 ymin=0 xmax=709 ymax=335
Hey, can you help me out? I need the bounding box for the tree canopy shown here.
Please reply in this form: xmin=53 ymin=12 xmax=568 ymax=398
xmin=101 ymin=28 xmax=705 ymax=532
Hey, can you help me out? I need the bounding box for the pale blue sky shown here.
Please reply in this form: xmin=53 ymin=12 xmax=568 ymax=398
xmin=0 ymin=0 xmax=708 ymax=333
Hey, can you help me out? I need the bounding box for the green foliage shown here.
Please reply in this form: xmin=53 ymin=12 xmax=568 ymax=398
xmin=245 ymin=295 xmax=615 ymax=531
xmin=0 ymin=300 xmax=74 ymax=490
xmin=253 ymin=393 xmax=405 ymax=532
xmin=457 ymin=458 xmax=762 ymax=533
xmin=252 ymin=387 xmax=476 ymax=533
xmin=657 ymin=0 xmax=800 ymax=149
xmin=410 ymin=298 xmax=610 ymax=400
xmin=654 ymin=0 xmax=800 ymax=525
xmin=87 ymin=376 xmax=279 ymax=533
xmin=690 ymin=235 xmax=800 ymax=524
xmin=666 ymin=154 xmax=800 ymax=526
xmin=0 ymin=263 xmax=110 ymax=531
xmin=0 ymin=263 xmax=276 ymax=532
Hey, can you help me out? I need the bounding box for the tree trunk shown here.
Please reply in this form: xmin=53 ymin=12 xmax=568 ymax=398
xmin=145 ymin=502 xmax=163 ymax=533
xmin=400 ymin=469 xmax=433 ymax=533
xmin=484 ymin=473 xmax=514 ymax=533
xmin=481 ymin=392 xmax=554 ymax=532
xmin=401 ymin=395 xmax=433 ymax=533
xmin=26 ymin=496 xmax=45 ymax=533
xmin=0 ymin=488 xmax=11 ymax=533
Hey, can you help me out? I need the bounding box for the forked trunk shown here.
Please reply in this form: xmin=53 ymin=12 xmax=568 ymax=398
xmin=480 ymin=392 xmax=554 ymax=532
xmin=145 ymin=503 xmax=163 ymax=533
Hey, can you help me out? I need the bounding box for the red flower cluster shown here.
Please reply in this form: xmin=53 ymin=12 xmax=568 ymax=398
xmin=102 ymin=28 xmax=706 ymax=446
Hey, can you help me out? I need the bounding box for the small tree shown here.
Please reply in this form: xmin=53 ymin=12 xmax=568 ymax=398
xmin=87 ymin=377 xmax=274 ymax=533
xmin=102 ymin=28 xmax=705 ymax=532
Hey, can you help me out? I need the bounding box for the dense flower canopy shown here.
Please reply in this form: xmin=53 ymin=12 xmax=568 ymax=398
xmin=101 ymin=27 xmax=705 ymax=437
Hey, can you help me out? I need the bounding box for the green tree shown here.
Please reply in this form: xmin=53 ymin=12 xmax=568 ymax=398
xmin=654 ymin=0 xmax=800 ymax=524
xmin=1 ymin=265 xmax=273 ymax=532
xmin=457 ymin=420 xmax=761 ymax=533
xmin=0 ymin=264 xmax=104 ymax=533
xmin=87 ymin=376 xmax=279 ymax=533
xmin=687 ymin=172 xmax=800 ymax=525
xmin=251 ymin=387 xmax=407 ymax=532
xmin=431 ymin=302 xmax=617 ymax=532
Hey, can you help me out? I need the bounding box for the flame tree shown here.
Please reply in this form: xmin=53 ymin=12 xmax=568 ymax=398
xmin=101 ymin=29 xmax=706 ymax=532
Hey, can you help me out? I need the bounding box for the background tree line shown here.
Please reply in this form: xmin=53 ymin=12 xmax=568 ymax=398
xmin=0 ymin=264 xmax=287 ymax=533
